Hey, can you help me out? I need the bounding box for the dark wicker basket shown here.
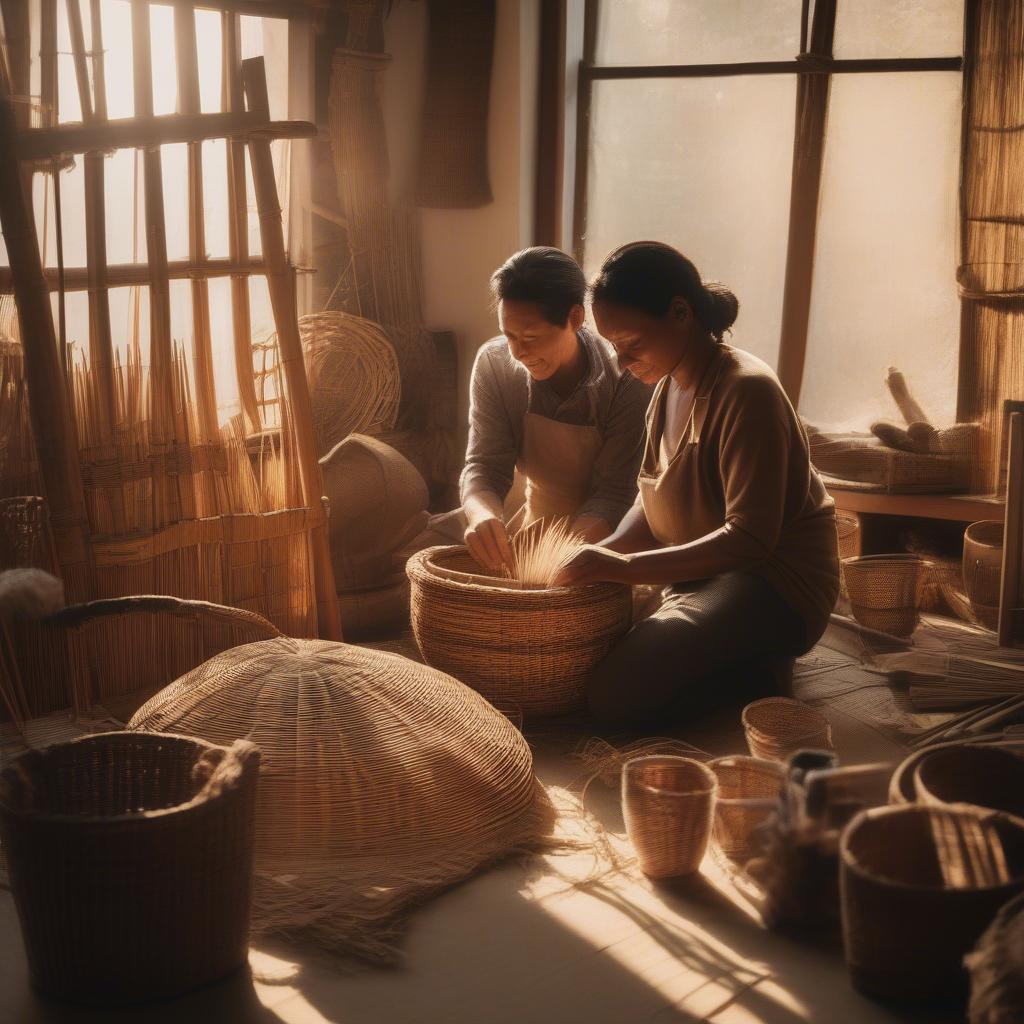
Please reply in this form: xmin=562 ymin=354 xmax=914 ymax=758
xmin=0 ymin=731 xmax=260 ymax=1004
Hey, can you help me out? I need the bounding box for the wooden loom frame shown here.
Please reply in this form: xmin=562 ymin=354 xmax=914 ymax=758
xmin=0 ymin=0 xmax=341 ymax=640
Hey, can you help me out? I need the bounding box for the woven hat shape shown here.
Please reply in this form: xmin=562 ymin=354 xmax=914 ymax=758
xmin=128 ymin=638 xmax=548 ymax=959
xmin=299 ymin=311 xmax=401 ymax=456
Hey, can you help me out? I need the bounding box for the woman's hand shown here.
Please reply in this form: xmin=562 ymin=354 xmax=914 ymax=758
xmin=465 ymin=515 xmax=515 ymax=572
xmin=553 ymin=545 xmax=633 ymax=587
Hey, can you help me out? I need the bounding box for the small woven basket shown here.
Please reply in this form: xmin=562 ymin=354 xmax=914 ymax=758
xmin=840 ymin=803 xmax=1024 ymax=1001
xmin=963 ymin=521 xmax=1003 ymax=631
xmin=914 ymin=744 xmax=1024 ymax=820
xmin=622 ymin=756 xmax=717 ymax=879
xmin=842 ymin=553 xmax=929 ymax=638
xmin=708 ymin=755 xmax=784 ymax=863
xmin=742 ymin=697 xmax=833 ymax=763
xmin=407 ymin=545 xmax=632 ymax=717
xmin=0 ymin=731 xmax=260 ymax=1004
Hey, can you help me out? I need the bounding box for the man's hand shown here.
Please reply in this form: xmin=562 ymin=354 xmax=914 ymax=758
xmin=465 ymin=516 xmax=515 ymax=572
xmin=553 ymin=545 xmax=632 ymax=587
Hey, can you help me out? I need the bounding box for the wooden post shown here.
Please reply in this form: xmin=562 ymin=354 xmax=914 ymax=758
xmin=223 ymin=12 xmax=262 ymax=435
xmin=242 ymin=56 xmax=342 ymax=641
xmin=775 ymin=0 xmax=837 ymax=405
xmin=0 ymin=49 xmax=91 ymax=596
xmin=998 ymin=409 xmax=1024 ymax=646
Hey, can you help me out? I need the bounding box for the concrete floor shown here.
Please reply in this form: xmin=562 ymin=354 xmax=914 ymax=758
xmin=0 ymin=678 xmax=965 ymax=1024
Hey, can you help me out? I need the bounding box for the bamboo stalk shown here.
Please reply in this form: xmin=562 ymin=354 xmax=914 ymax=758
xmin=0 ymin=51 xmax=92 ymax=593
xmin=223 ymin=12 xmax=262 ymax=435
xmin=999 ymin=411 xmax=1024 ymax=644
xmin=17 ymin=110 xmax=316 ymax=161
xmin=0 ymin=255 xmax=270 ymax=292
xmin=242 ymin=56 xmax=342 ymax=641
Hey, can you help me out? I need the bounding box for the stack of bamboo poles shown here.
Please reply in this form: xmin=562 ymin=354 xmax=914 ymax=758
xmin=0 ymin=2 xmax=342 ymax=718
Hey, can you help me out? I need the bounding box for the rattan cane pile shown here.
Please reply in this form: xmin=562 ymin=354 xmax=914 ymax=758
xmin=128 ymin=637 xmax=551 ymax=960
xmin=407 ymin=545 xmax=632 ymax=717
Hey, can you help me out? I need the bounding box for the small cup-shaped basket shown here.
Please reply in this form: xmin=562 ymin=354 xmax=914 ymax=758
xmin=622 ymin=756 xmax=717 ymax=879
xmin=962 ymin=520 xmax=1003 ymax=631
xmin=840 ymin=803 xmax=1024 ymax=1001
xmin=0 ymin=731 xmax=260 ymax=1004
xmin=913 ymin=744 xmax=1024 ymax=820
xmin=742 ymin=697 xmax=833 ymax=763
xmin=708 ymin=755 xmax=784 ymax=863
xmin=842 ymin=553 xmax=929 ymax=638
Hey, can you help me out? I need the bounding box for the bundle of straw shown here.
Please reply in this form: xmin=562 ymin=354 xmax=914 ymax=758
xmin=507 ymin=518 xmax=581 ymax=589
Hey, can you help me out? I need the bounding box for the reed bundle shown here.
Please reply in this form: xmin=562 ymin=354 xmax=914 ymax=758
xmin=507 ymin=518 xmax=581 ymax=589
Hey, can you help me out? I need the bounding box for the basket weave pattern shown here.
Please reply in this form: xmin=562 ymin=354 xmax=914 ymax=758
xmin=842 ymin=554 xmax=928 ymax=637
xmin=0 ymin=732 xmax=259 ymax=1004
xmin=407 ymin=546 xmax=632 ymax=716
xmin=622 ymin=756 xmax=717 ymax=879
xmin=708 ymin=755 xmax=784 ymax=862
xmin=742 ymin=697 xmax=833 ymax=762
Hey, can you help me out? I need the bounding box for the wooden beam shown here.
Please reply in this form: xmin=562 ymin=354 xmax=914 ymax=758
xmin=18 ymin=111 xmax=317 ymax=161
xmin=776 ymin=0 xmax=837 ymax=404
xmin=570 ymin=0 xmax=600 ymax=264
xmin=241 ymin=55 xmax=342 ymax=642
xmin=534 ymin=0 xmax=567 ymax=247
xmin=998 ymin=410 xmax=1024 ymax=645
xmin=582 ymin=56 xmax=962 ymax=81
xmin=827 ymin=485 xmax=1004 ymax=523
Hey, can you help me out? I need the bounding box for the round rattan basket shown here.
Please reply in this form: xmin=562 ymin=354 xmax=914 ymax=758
xmin=299 ymin=311 xmax=401 ymax=457
xmin=128 ymin=638 xmax=549 ymax=960
xmin=708 ymin=755 xmax=784 ymax=863
xmin=622 ymin=756 xmax=717 ymax=878
xmin=0 ymin=732 xmax=259 ymax=1004
xmin=840 ymin=803 xmax=1024 ymax=1001
xmin=889 ymin=740 xmax=980 ymax=805
xmin=842 ymin=553 xmax=929 ymax=638
xmin=914 ymin=745 xmax=1024 ymax=819
xmin=963 ymin=521 xmax=1003 ymax=631
xmin=741 ymin=697 xmax=832 ymax=762
xmin=406 ymin=545 xmax=633 ymax=717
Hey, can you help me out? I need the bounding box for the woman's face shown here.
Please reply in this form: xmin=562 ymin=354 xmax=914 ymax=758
xmin=593 ymin=298 xmax=690 ymax=386
xmin=498 ymin=299 xmax=583 ymax=381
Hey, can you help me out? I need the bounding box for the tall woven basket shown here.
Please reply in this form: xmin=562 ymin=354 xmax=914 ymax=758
xmin=407 ymin=545 xmax=632 ymax=717
xmin=0 ymin=732 xmax=260 ymax=1004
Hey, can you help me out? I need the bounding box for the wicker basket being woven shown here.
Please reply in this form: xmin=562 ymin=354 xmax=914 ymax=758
xmin=0 ymin=732 xmax=259 ymax=1004
xmin=742 ymin=697 xmax=833 ymax=763
xmin=708 ymin=755 xmax=784 ymax=863
xmin=842 ymin=553 xmax=929 ymax=638
xmin=840 ymin=803 xmax=1024 ymax=1001
xmin=407 ymin=545 xmax=633 ymax=717
xmin=622 ymin=756 xmax=717 ymax=879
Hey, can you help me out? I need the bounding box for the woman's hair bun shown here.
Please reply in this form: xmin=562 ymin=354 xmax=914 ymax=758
xmin=701 ymin=283 xmax=739 ymax=338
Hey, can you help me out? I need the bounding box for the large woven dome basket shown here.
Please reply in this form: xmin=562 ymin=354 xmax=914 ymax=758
xmin=299 ymin=311 xmax=401 ymax=456
xmin=407 ymin=545 xmax=633 ymax=717
xmin=128 ymin=637 xmax=551 ymax=960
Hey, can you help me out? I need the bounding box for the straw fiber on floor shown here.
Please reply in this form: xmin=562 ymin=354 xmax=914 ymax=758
xmin=407 ymin=546 xmax=632 ymax=717
xmin=128 ymin=637 xmax=554 ymax=961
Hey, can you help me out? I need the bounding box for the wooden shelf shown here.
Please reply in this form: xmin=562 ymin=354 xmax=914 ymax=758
xmin=827 ymin=485 xmax=1005 ymax=523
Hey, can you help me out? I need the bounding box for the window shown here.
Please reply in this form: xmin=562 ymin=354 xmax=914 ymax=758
xmin=575 ymin=0 xmax=964 ymax=430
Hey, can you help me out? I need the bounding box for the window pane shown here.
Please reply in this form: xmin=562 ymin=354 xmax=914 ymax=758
xmin=800 ymin=73 xmax=961 ymax=432
xmin=583 ymin=76 xmax=797 ymax=369
xmin=596 ymin=0 xmax=801 ymax=66
xmin=834 ymin=0 xmax=963 ymax=59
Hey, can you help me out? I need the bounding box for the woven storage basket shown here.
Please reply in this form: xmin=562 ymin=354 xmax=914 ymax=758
xmin=842 ymin=553 xmax=929 ymax=638
xmin=742 ymin=697 xmax=833 ymax=762
xmin=967 ymin=889 xmax=1024 ymax=1024
xmin=889 ymin=740 xmax=980 ymax=805
xmin=128 ymin=638 xmax=549 ymax=960
xmin=840 ymin=803 xmax=1024 ymax=1001
xmin=0 ymin=732 xmax=259 ymax=1004
xmin=963 ymin=521 xmax=1004 ymax=631
xmin=407 ymin=545 xmax=632 ymax=717
xmin=299 ymin=311 xmax=401 ymax=457
xmin=708 ymin=755 xmax=784 ymax=863
xmin=622 ymin=756 xmax=717 ymax=878
xmin=835 ymin=511 xmax=861 ymax=561
xmin=914 ymin=745 xmax=1024 ymax=819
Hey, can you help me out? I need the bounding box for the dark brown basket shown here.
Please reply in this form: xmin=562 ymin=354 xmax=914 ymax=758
xmin=915 ymin=745 xmax=1024 ymax=820
xmin=0 ymin=731 xmax=260 ymax=1004
xmin=840 ymin=804 xmax=1024 ymax=1002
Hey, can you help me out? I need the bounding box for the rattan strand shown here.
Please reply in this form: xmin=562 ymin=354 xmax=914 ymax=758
xmin=129 ymin=637 xmax=551 ymax=960
xmin=622 ymin=756 xmax=717 ymax=879
xmin=741 ymin=697 xmax=833 ymax=763
xmin=0 ymin=731 xmax=259 ymax=1004
xmin=840 ymin=803 xmax=1024 ymax=1002
xmin=407 ymin=545 xmax=632 ymax=717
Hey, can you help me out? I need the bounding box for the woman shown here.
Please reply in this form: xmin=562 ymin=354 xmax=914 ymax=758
xmin=556 ymin=242 xmax=839 ymax=727
xmin=460 ymin=246 xmax=650 ymax=570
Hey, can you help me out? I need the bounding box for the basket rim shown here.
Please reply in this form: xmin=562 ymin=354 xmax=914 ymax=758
xmin=622 ymin=755 xmax=718 ymax=798
xmin=0 ymin=730 xmax=255 ymax=826
xmin=963 ymin=520 xmax=1004 ymax=548
xmin=407 ymin=544 xmax=627 ymax=601
xmin=840 ymin=802 xmax=1024 ymax=894
xmin=741 ymin=696 xmax=829 ymax=729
